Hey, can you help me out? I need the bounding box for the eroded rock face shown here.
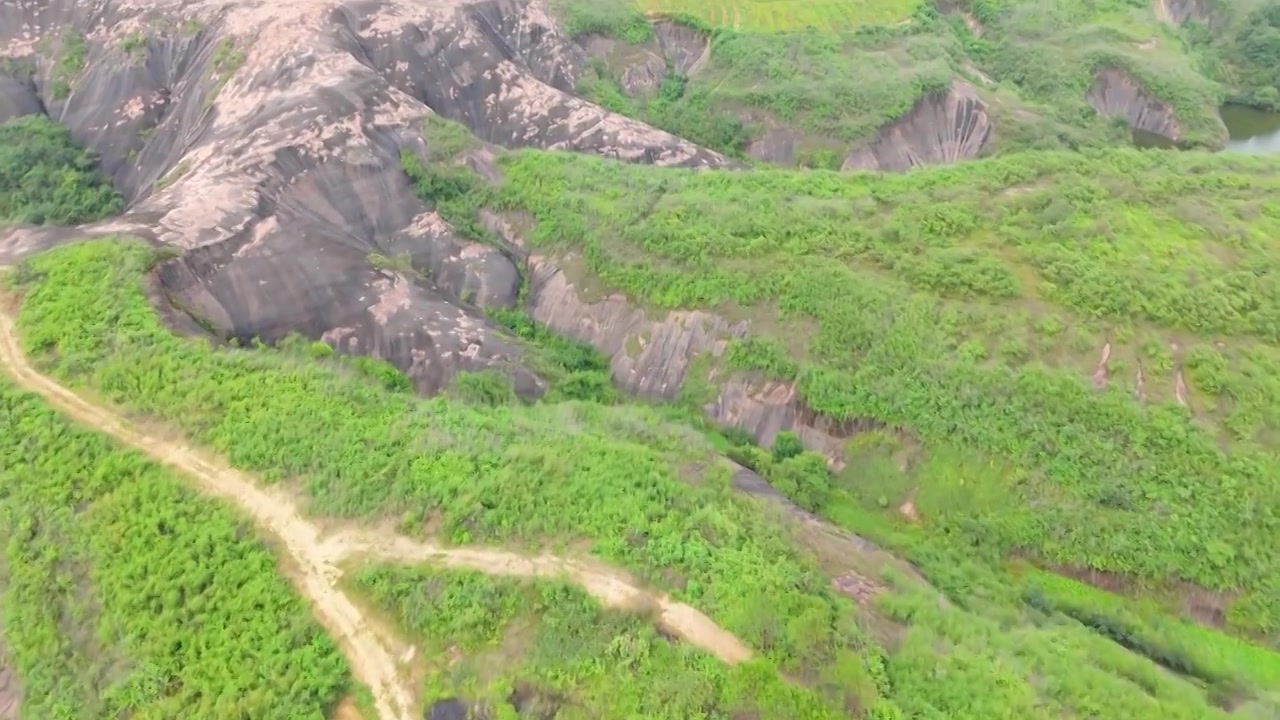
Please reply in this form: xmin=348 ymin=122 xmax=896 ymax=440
xmin=0 ymin=73 xmax=41 ymax=121
xmin=842 ymin=80 xmax=993 ymax=172
xmin=1087 ymin=67 xmax=1180 ymax=141
xmin=579 ymin=34 xmax=669 ymax=96
xmin=746 ymin=125 xmax=800 ymax=166
xmin=0 ymin=0 xmax=730 ymax=393
xmin=525 ymin=252 xmax=747 ymax=398
xmin=577 ymin=19 xmax=710 ymax=97
xmin=1153 ymin=0 xmax=1214 ymax=25
xmin=709 ymin=378 xmax=883 ymax=470
xmin=494 ymin=229 xmax=861 ymax=461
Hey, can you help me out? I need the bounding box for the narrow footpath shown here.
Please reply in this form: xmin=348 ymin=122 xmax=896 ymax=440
xmin=0 ymin=307 xmax=753 ymax=720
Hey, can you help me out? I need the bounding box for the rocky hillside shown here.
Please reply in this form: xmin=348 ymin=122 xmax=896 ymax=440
xmin=0 ymin=0 xmax=737 ymax=398
xmin=4 ymin=0 xmax=1280 ymax=718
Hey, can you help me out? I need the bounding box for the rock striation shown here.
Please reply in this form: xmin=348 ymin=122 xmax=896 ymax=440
xmin=577 ymin=19 xmax=710 ymax=97
xmin=0 ymin=0 xmax=731 ymax=394
xmin=1153 ymin=0 xmax=1214 ymax=25
xmin=1086 ymin=67 xmax=1180 ymax=142
xmin=0 ymin=0 xmax=875 ymax=462
xmin=842 ymin=80 xmax=993 ymax=172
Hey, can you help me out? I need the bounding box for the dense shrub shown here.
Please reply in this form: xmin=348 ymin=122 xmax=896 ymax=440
xmin=0 ymin=115 xmax=123 ymax=225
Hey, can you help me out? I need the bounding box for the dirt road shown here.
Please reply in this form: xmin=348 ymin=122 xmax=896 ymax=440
xmin=0 ymin=306 xmax=753 ymax=720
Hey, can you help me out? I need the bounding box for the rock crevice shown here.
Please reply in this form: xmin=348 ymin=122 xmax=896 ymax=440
xmin=842 ymin=80 xmax=993 ymax=172
xmin=1086 ymin=67 xmax=1180 ymax=141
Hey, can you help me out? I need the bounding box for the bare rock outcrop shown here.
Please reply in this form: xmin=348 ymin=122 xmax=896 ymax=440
xmin=653 ymin=20 xmax=710 ymax=76
xmin=710 ymin=378 xmax=884 ymax=469
xmin=746 ymin=125 xmax=800 ymax=166
xmin=537 ymin=281 xmax=861 ymax=463
xmin=0 ymin=0 xmax=731 ymax=394
xmin=494 ymin=232 xmax=864 ymax=459
xmin=0 ymin=73 xmax=41 ymax=121
xmin=577 ymin=19 xmax=710 ymax=97
xmin=1087 ymin=67 xmax=1180 ymax=141
xmin=1153 ymin=0 xmax=1214 ymax=25
xmin=579 ymin=35 xmax=669 ymax=96
xmin=524 ymin=252 xmax=747 ymax=398
xmin=842 ymin=80 xmax=993 ymax=172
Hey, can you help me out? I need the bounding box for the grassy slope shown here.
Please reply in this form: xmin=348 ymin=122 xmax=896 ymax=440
xmin=351 ymin=566 xmax=823 ymax=719
xmin=965 ymin=0 xmax=1226 ymax=146
xmin=569 ymin=0 xmax=1230 ymax=159
xmin=8 ymin=241 xmax=897 ymax=718
xmin=11 ymin=238 xmax=1280 ymax=719
xmin=1181 ymin=0 xmax=1280 ymax=110
xmin=0 ymin=111 xmax=354 ymax=719
xmin=0 ymin=374 xmax=350 ymax=718
xmin=488 ymin=145 xmax=1280 ymax=639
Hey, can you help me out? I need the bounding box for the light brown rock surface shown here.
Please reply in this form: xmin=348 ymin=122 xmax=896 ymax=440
xmin=842 ymin=80 xmax=993 ymax=172
xmin=1086 ymin=67 xmax=1180 ymax=141
xmin=0 ymin=0 xmax=731 ymax=394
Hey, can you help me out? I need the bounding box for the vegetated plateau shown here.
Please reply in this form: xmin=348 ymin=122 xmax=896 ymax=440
xmin=2 ymin=0 xmax=1280 ymax=718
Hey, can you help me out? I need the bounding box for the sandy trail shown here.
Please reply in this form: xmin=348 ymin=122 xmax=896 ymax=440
xmin=0 ymin=306 xmax=753 ymax=720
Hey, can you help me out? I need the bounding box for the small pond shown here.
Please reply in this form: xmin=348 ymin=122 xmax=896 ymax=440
xmin=1130 ymin=104 xmax=1280 ymax=153
xmin=1220 ymin=104 xmax=1280 ymax=155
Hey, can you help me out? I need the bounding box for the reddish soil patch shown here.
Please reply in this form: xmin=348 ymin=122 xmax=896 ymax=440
xmin=1091 ymin=341 xmax=1111 ymax=390
xmin=832 ymin=571 xmax=884 ymax=607
xmin=330 ymin=697 xmax=364 ymax=720
xmin=0 ymin=647 xmax=18 ymax=720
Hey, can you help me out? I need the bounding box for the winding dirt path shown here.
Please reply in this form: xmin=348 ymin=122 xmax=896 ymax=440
xmin=0 ymin=306 xmax=753 ymax=720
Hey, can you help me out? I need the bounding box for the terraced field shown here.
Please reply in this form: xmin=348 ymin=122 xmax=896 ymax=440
xmin=638 ymin=0 xmax=918 ymax=31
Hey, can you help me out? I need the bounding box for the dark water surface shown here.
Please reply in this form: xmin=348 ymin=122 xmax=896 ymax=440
xmin=1220 ymin=104 xmax=1280 ymax=155
xmin=1130 ymin=105 xmax=1280 ymax=153
xmin=1131 ymin=128 xmax=1177 ymax=149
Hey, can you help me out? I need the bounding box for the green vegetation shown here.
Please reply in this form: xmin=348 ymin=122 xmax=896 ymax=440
xmin=0 ymin=374 xmax=349 ymax=717
xmin=1182 ymin=0 xmax=1280 ymax=110
xmin=0 ymin=116 xmax=123 ymax=225
xmin=484 ymin=145 xmax=1280 ymax=638
xmin=556 ymin=0 xmax=656 ymax=42
xmin=352 ymin=566 xmax=833 ymax=718
xmin=8 ymin=240 xmax=903 ymax=718
xmin=956 ymin=0 xmax=1227 ymax=147
xmin=573 ymin=2 xmax=1209 ymax=164
xmin=12 ymin=238 xmax=1280 ymax=718
xmin=47 ymin=29 xmax=89 ymax=100
xmin=485 ymin=307 xmax=621 ymax=404
xmin=571 ymin=0 xmax=1280 ymax=160
xmin=119 ymin=33 xmax=148 ymax=60
xmin=205 ymin=37 xmax=248 ymax=105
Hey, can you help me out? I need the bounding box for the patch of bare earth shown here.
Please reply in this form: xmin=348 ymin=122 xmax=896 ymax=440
xmin=331 ymin=696 xmax=365 ymax=720
xmin=1091 ymin=341 xmax=1111 ymax=390
xmin=0 ymin=641 xmax=17 ymax=720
